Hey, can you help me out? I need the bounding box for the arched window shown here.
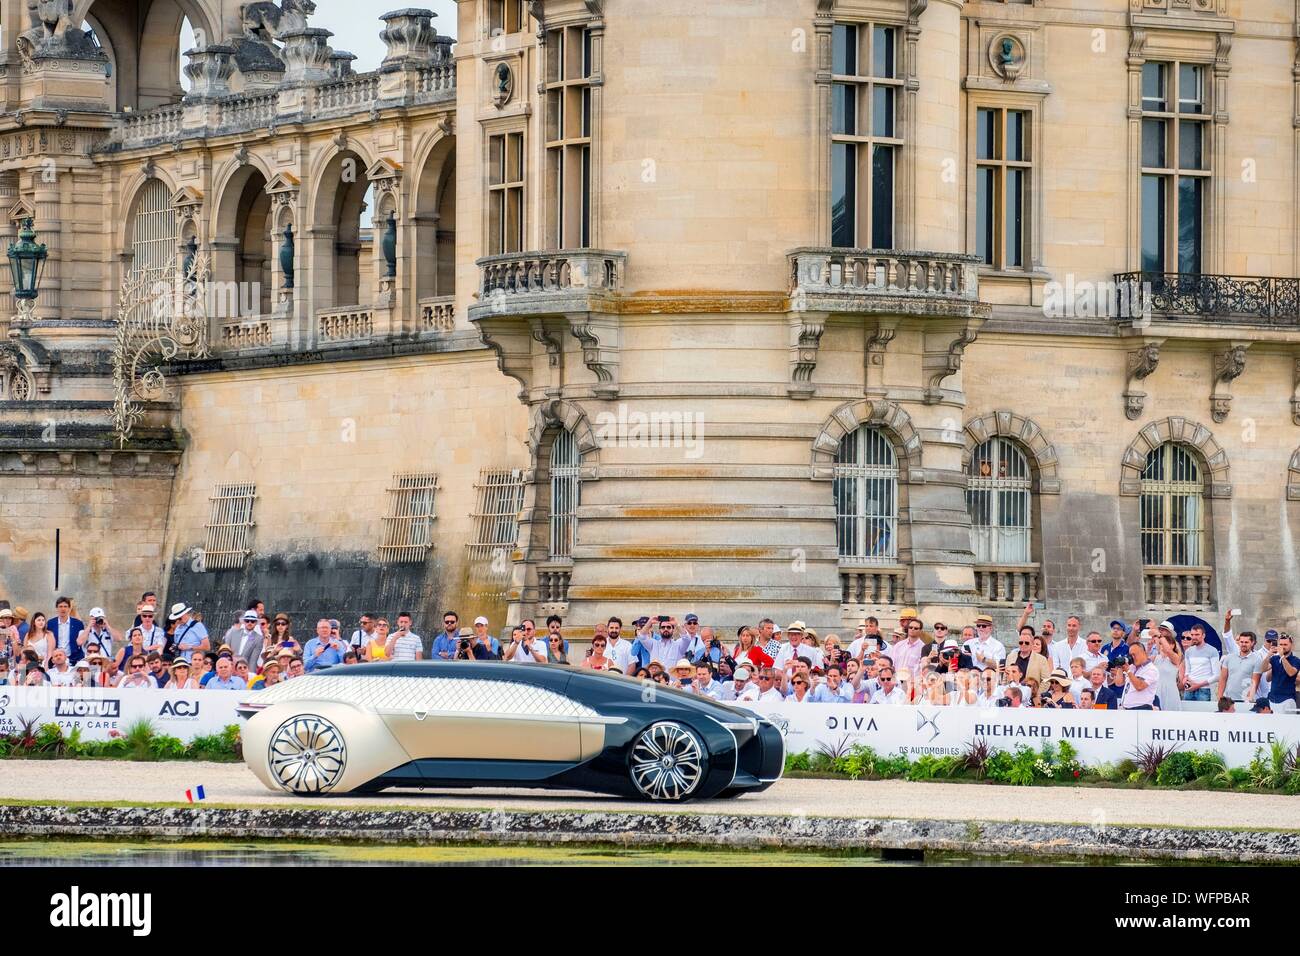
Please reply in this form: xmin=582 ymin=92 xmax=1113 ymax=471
xmin=966 ymin=437 xmax=1032 ymax=563
xmin=549 ymin=429 xmax=580 ymax=558
xmin=1141 ymin=442 xmax=1203 ymax=566
xmin=128 ymin=179 xmax=176 ymax=277
xmin=834 ymin=425 xmax=898 ymax=562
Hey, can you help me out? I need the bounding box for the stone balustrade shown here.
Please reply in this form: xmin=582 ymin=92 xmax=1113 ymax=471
xmin=788 ymin=248 xmax=984 ymax=316
xmin=478 ymin=250 xmax=626 ymax=299
xmin=317 ymin=308 xmax=374 ymax=343
xmin=220 ymin=321 xmax=272 ymax=350
xmin=839 ymin=565 xmax=909 ymax=606
xmin=419 ymin=295 xmax=455 ymax=332
xmin=1143 ymin=566 xmax=1213 ymax=609
xmin=972 ymin=564 xmax=1043 ymax=605
xmin=315 ymin=72 xmax=381 ymax=115
xmin=217 ymin=92 xmax=278 ymax=129
xmin=119 ymin=104 xmax=183 ymax=145
xmin=537 ymin=563 xmax=573 ymax=606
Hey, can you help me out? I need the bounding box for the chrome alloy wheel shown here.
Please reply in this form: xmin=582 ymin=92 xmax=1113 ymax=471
xmin=629 ymin=721 xmax=705 ymax=800
xmin=268 ymin=714 xmax=348 ymax=794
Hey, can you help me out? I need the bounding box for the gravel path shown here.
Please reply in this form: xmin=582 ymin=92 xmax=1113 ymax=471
xmin=1 ymin=761 xmax=1294 ymax=830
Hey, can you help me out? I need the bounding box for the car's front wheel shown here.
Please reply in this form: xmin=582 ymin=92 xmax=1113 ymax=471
xmin=267 ymin=713 xmax=348 ymax=795
xmin=628 ymin=721 xmax=707 ymax=801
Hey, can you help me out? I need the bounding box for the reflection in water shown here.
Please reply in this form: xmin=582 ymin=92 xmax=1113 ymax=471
xmin=0 ymin=839 xmax=1163 ymax=867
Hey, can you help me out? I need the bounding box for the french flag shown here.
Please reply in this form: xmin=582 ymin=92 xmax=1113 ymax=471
xmin=185 ymin=785 xmax=206 ymax=802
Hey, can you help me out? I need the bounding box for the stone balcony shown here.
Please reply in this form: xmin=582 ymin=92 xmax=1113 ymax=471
xmin=471 ymin=249 xmax=627 ymax=318
xmin=788 ymin=248 xmax=987 ymax=319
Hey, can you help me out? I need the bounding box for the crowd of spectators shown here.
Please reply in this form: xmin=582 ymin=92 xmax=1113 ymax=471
xmin=0 ymin=594 xmax=1295 ymax=714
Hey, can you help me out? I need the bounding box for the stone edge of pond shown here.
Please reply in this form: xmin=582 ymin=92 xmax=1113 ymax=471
xmin=0 ymin=804 xmax=1296 ymax=862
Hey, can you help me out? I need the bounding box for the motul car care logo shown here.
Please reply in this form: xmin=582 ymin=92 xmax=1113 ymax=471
xmin=158 ymin=700 xmax=199 ymax=718
xmin=54 ymin=699 xmax=121 ymax=718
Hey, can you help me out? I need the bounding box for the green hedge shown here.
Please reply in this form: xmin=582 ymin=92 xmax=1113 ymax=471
xmin=0 ymin=718 xmax=242 ymax=762
xmin=787 ymin=737 xmax=1300 ymax=793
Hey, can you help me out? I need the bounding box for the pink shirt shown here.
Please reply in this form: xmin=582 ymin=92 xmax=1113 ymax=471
xmin=889 ymin=637 xmax=925 ymax=682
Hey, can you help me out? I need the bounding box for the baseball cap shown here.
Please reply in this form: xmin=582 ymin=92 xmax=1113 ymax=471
xmin=633 ymin=616 xmax=649 ymax=627
xmin=474 ymin=616 xmax=489 ymax=626
xmin=89 ymin=607 xmax=106 ymax=619
xmin=241 ymin=610 xmax=259 ymax=622
xmin=74 ymin=660 xmax=90 ymax=670
xmin=941 ymin=638 xmax=960 ymax=650
xmin=684 ymin=613 xmax=699 ymax=624
xmin=734 ymin=666 xmax=751 ymax=680
xmin=1264 ymin=629 xmax=1280 ymax=641
xmin=1108 ymin=620 xmax=1132 ymax=635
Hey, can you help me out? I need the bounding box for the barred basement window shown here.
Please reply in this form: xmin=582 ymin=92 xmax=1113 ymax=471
xmin=466 ymin=468 xmax=525 ymax=596
xmin=1141 ymin=443 xmax=1203 ymax=567
xmin=379 ymin=472 xmax=438 ymax=564
xmin=127 ymin=178 xmax=176 ymax=278
xmin=549 ymin=430 xmax=580 ymax=559
xmin=966 ymin=437 xmax=1032 ymax=563
xmin=830 ymin=22 xmax=902 ymax=249
xmin=204 ymin=482 xmax=256 ymax=570
xmin=834 ymin=425 xmax=898 ymax=563
xmin=545 ymin=25 xmax=593 ymax=249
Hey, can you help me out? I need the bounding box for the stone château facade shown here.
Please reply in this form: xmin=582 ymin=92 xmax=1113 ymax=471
xmin=1 ymin=0 xmax=1298 ymax=641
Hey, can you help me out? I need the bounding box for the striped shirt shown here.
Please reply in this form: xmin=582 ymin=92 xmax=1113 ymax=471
xmin=390 ymin=633 xmax=423 ymax=661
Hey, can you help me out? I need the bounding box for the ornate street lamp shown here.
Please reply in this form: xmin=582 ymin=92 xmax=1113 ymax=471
xmin=7 ymin=218 xmax=47 ymax=322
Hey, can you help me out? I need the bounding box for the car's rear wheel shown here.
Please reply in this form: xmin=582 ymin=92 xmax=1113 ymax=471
xmin=628 ymin=721 xmax=707 ymax=801
xmin=267 ymin=714 xmax=348 ymax=794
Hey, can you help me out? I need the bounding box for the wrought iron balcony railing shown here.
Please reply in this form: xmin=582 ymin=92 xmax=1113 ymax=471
xmin=1114 ymin=271 xmax=1300 ymax=326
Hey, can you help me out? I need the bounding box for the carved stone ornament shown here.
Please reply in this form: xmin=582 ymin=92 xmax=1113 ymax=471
xmin=1210 ymin=344 xmax=1248 ymax=424
xmin=989 ymin=34 xmax=1027 ymax=82
xmin=1123 ymin=342 xmax=1161 ymax=421
xmin=492 ymin=60 xmax=514 ymax=108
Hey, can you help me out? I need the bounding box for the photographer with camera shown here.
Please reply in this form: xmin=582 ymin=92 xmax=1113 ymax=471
xmin=1251 ymin=631 xmax=1299 ymax=713
xmin=1119 ymin=643 xmax=1159 ymax=710
xmin=455 ymin=617 xmax=501 ymax=660
xmin=929 ymin=637 xmax=973 ymax=674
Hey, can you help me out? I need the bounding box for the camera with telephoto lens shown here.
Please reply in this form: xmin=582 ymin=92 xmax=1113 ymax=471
xmin=1111 ymin=653 xmax=1132 ymax=667
xmin=995 ymin=696 xmax=1012 ymax=707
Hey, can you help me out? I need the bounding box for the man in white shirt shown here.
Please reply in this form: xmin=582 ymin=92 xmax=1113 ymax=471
xmin=504 ymin=626 xmax=547 ymax=662
xmin=80 ymin=608 xmax=118 ymax=661
xmin=755 ymin=667 xmax=783 ymax=701
xmin=963 ymin=617 xmax=1006 ymax=670
xmin=603 ymin=617 xmax=636 ymax=673
xmin=774 ymin=622 xmax=823 ymax=670
xmin=1078 ymin=632 xmax=1109 ymax=672
xmin=868 ymin=667 xmax=908 ymax=704
xmin=1218 ymin=629 xmax=1262 ymax=703
xmin=847 ymin=617 xmax=885 ymax=658
xmin=1049 ymin=615 xmax=1088 ymax=673
xmin=349 ymin=613 xmax=376 ymax=651
xmin=636 ymin=618 xmax=690 ymax=667
xmin=976 ymin=668 xmax=1003 ymax=707
xmin=1179 ymin=622 xmax=1220 ymax=702
xmin=726 ymin=666 xmax=761 ymax=703
xmin=46 ymin=649 xmax=76 ymax=687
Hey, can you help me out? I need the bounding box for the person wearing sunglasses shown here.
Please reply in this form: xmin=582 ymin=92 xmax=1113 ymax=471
xmin=580 ymin=634 xmax=612 ymax=670
xmin=546 ymin=632 xmax=570 ymax=665
xmin=786 ymin=674 xmax=812 ymax=703
xmin=755 ymin=668 xmax=783 ymax=702
xmin=117 ymin=653 xmax=155 ymax=689
xmin=1009 ymin=625 xmax=1051 ymax=688
xmin=868 ymin=667 xmax=907 ymax=705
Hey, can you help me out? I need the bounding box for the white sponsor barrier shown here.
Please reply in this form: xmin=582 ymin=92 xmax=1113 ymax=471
xmin=741 ymin=701 xmax=1300 ymax=769
xmin=0 ymin=686 xmax=243 ymax=742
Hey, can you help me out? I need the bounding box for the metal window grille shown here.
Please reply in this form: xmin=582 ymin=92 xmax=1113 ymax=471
xmin=128 ymin=178 xmax=177 ymax=278
xmin=966 ymin=437 xmax=1032 ymax=563
xmin=549 ymin=430 xmax=580 ymax=559
xmin=379 ymin=472 xmax=438 ymax=564
xmin=834 ymin=425 xmax=898 ymax=563
xmin=1141 ymin=443 xmax=1202 ymax=567
xmin=467 ymin=468 xmax=525 ymax=598
xmin=204 ymin=482 xmax=256 ymax=570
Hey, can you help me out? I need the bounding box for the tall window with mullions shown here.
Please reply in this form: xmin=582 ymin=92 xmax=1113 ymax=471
xmin=966 ymin=438 xmax=1032 ymax=563
xmin=549 ymin=430 xmax=581 ymax=559
xmin=1140 ymin=443 xmax=1203 ymax=567
xmin=1140 ymin=61 xmax=1209 ymax=274
xmin=834 ymin=425 xmax=898 ymax=563
xmin=830 ymin=22 xmax=901 ymax=249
